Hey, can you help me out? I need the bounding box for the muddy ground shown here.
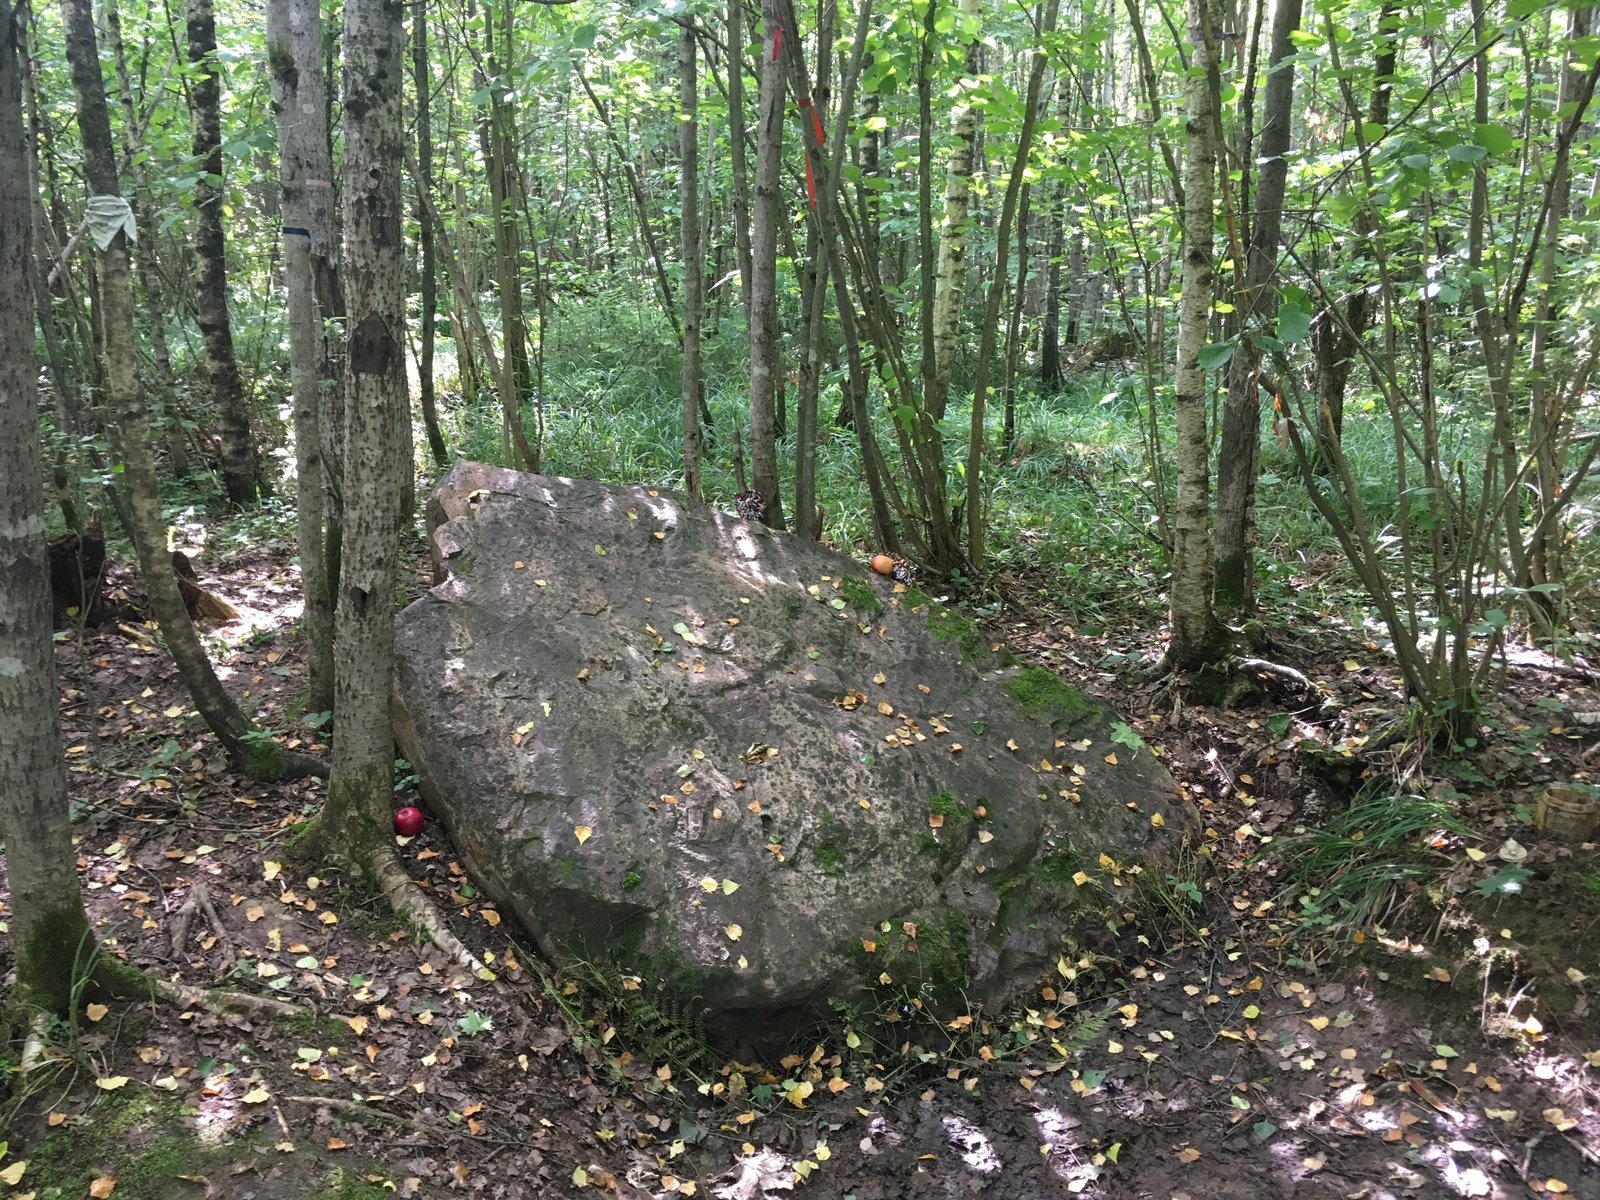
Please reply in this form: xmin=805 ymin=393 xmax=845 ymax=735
xmin=2 ymin=525 xmax=1597 ymax=1200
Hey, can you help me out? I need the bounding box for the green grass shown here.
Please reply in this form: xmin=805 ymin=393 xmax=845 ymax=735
xmin=1262 ymin=792 xmax=1471 ymax=942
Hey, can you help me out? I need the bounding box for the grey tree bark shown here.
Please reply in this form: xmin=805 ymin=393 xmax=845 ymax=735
xmin=747 ymin=0 xmax=786 ymax=527
xmin=1212 ymin=0 xmax=1303 ymax=612
xmin=60 ymin=0 xmax=324 ymax=782
xmin=308 ymin=0 xmax=409 ymax=857
xmin=1168 ymin=0 xmax=1228 ymax=672
xmin=413 ymin=0 xmax=448 ymax=468
xmin=106 ymin=0 xmax=189 ymax=479
xmin=268 ymin=0 xmax=337 ymax=718
xmin=679 ymin=19 xmax=705 ymax=502
xmin=187 ymin=0 xmax=262 ymax=505
xmin=728 ymin=0 xmax=753 ymax=332
xmin=0 ymin=0 xmax=108 ymax=1012
xmin=926 ymin=0 xmax=985 ymax=422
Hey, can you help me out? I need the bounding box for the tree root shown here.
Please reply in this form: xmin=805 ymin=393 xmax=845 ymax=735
xmin=283 ymin=1092 xmax=446 ymax=1136
xmin=358 ymin=841 xmax=488 ymax=977
xmin=1236 ymin=657 xmax=1318 ymax=694
xmin=272 ymin=750 xmax=331 ymax=780
xmin=169 ymin=882 xmax=235 ymax=976
xmin=150 ymin=976 xmax=303 ymax=1020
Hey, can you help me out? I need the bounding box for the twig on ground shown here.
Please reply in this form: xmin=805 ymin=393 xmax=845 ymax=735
xmin=283 ymin=1092 xmax=448 ymax=1137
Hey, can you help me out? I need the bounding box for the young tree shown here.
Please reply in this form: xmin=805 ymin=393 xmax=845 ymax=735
xmin=1167 ymin=0 xmax=1228 ymax=673
xmin=311 ymin=0 xmax=408 ymax=861
xmin=0 ymin=0 xmax=100 ymax=1012
xmin=59 ymin=0 xmax=324 ymax=781
xmin=679 ymin=18 xmax=705 ymax=502
xmin=413 ymin=0 xmax=449 ymax=469
xmin=926 ymin=0 xmax=984 ymax=423
xmin=747 ymin=0 xmax=786 ymax=527
xmin=187 ymin=0 xmax=263 ymax=505
xmin=268 ymin=0 xmax=337 ymax=717
xmin=1213 ymin=0 xmax=1303 ymax=612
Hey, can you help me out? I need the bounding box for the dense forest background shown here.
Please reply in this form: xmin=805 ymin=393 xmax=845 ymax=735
xmin=16 ymin=0 xmax=1600 ymax=708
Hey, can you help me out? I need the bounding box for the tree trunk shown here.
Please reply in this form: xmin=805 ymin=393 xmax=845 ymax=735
xmin=413 ymin=0 xmax=448 ymax=468
xmin=926 ymin=0 xmax=985 ymax=423
xmin=60 ymin=0 xmax=324 ymax=782
xmin=0 ymin=2 xmax=105 ymax=1013
xmin=187 ymin=0 xmax=262 ymax=505
xmin=793 ymin=0 xmax=836 ymax=543
xmin=679 ymin=20 xmax=705 ymax=502
xmin=1168 ymin=0 xmax=1227 ymax=672
xmin=105 ymin=0 xmax=189 ymax=480
xmin=747 ymin=0 xmax=785 ymax=527
xmin=1310 ymin=0 xmax=1395 ymax=460
xmin=268 ymin=0 xmax=337 ymax=719
xmin=965 ymin=0 xmax=1056 ymax=566
xmin=308 ymin=0 xmax=408 ymax=857
xmin=1526 ymin=2 xmax=1594 ymax=597
xmin=728 ymin=0 xmax=753 ymax=335
xmin=1212 ymin=0 xmax=1302 ymax=612
xmin=481 ymin=10 xmax=532 ymax=463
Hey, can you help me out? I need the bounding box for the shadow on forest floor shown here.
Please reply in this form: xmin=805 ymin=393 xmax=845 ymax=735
xmin=2 ymin=511 xmax=1598 ymax=1200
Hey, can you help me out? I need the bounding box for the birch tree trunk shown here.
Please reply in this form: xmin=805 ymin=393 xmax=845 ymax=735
xmin=1213 ymin=0 xmax=1302 ymax=612
xmin=187 ymin=0 xmax=262 ymax=505
xmin=0 ymin=1 xmax=104 ymax=1012
xmin=106 ymin=0 xmax=190 ymax=479
xmin=60 ymin=0 xmax=324 ymax=781
xmin=268 ymin=0 xmax=336 ymax=718
xmin=748 ymin=0 xmax=786 ymax=527
xmin=310 ymin=0 xmax=408 ymax=856
xmin=728 ymin=0 xmax=753 ymax=331
xmin=414 ymin=0 xmax=448 ymax=468
xmin=1168 ymin=0 xmax=1227 ymax=672
xmin=926 ymin=0 xmax=984 ymax=422
xmin=679 ymin=19 xmax=705 ymax=502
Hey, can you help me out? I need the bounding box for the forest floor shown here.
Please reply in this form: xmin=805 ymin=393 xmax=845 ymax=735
xmin=3 ymin=516 xmax=1599 ymax=1200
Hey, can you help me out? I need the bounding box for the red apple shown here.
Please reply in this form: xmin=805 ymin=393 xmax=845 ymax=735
xmin=869 ymin=553 xmax=895 ymax=577
xmin=394 ymin=806 xmax=425 ymax=837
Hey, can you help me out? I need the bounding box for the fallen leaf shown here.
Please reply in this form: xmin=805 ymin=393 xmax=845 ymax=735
xmin=347 ymin=1016 xmax=369 ymax=1036
xmin=242 ymin=1088 xmax=270 ymax=1104
xmin=86 ymin=1003 xmax=109 ymax=1022
xmin=0 ymin=1162 xmax=26 ymax=1186
xmin=574 ymin=825 xmax=592 ymax=845
xmin=1543 ymin=1107 xmax=1578 ymax=1131
xmin=724 ymin=923 xmax=742 ymax=941
xmin=96 ymin=1076 xmax=130 ymax=1091
xmin=326 ymin=1137 xmax=349 ymax=1151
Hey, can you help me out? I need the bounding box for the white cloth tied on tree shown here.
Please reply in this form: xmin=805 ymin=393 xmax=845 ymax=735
xmin=84 ymin=194 xmax=137 ymax=249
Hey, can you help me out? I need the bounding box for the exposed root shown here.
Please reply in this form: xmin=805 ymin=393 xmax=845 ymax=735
xmin=362 ymin=841 xmax=488 ymax=977
xmin=283 ymin=1092 xmax=446 ymax=1136
xmin=273 ymin=750 xmax=332 ymax=780
xmin=1236 ymin=656 xmax=1318 ymax=694
xmin=19 ymin=1011 xmax=53 ymax=1073
xmin=150 ymin=976 xmax=303 ymax=1020
xmin=170 ymin=882 xmax=235 ymax=975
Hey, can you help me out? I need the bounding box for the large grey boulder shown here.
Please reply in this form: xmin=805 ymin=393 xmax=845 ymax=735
xmin=393 ymin=463 xmax=1197 ymax=1036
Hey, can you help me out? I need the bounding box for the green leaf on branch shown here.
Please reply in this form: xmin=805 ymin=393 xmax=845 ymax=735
xmin=1276 ymin=301 xmax=1312 ymax=344
xmin=1473 ymin=123 xmax=1514 ymax=155
xmin=1198 ymin=342 xmax=1235 ymax=371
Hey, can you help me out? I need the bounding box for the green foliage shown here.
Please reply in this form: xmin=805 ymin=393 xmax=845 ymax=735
xmin=1265 ymin=794 xmax=1470 ymax=941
